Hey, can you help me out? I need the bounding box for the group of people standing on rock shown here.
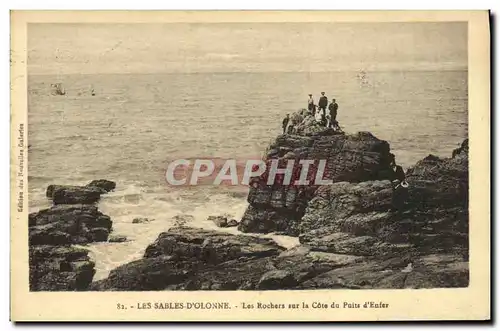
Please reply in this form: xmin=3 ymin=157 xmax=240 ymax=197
xmin=282 ymin=92 xmax=342 ymax=134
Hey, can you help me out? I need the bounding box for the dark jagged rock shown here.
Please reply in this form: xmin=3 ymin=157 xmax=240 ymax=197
xmin=292 ymin=180 xmax=395 ymax=236
xmin=29 ymin=204 xmax=112 ymax=244
xmin=299 ymin=253 xmax=468 ymax=289
xmin=405 ymin=144 xmax=468 ymax=210
xmin=208 ymin=215 xmax=229 ymax=228
xmin=28 ymin=204 xmax=112 ymax=291
xmin=88 ymin=227 xmax=110 ymax=242
xmin=30 ymin=183 xmax=115 ymax=292
xmin=91 ymin=227 xmax=372 ymax=291
xmin=132 ymin=217 xmax=153 ymax=224
xmin=238 ymin=114 xmax=398 ymax=234
xmin=403 ymin=254 xmax=469 ymax=288
xmin=108 ymin=235 xmax=128 ymax=243
xmin=257 ymin=270 xmax=297 ymax=290
xmin=143 ymin=227 xmax=283 ymax=262
xmin=208 ymin=215 xmax=239 ymax=228
xmin=90 ymin=256 xmax=191 ymax=291
xmin=86 ymin=179 xmax=116 ymax=192
xmin=47 ymin=185 xmax=103 ymax=204
xmin=46 ymin=179 xmax=115 ymax=205
xmin=91 ymin=227 xmax=285 ymax=291
xmin=29 ymin=245 xmax=96 ymax=291
xmin=29 ymin=225 xmax=71 ymax=246
xmin=452 ymin=138 xmax=468 ymax=158
xmin=289 ymin=139 xmax=469 ymax=288
xmin=227 ymin=219 xmax=239 ymax=227
xmin=172 ymin=214 xmax=194 ymax=227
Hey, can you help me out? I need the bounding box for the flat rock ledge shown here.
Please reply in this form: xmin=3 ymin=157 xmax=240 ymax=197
xmin=90 ymin=226 xmax=467 ymax=291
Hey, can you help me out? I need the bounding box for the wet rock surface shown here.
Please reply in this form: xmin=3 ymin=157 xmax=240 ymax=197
xmin=86 ymin=179 xmax=116 ymax=192
xmin=208 ymin=215 xmax=240 ymax=228
xmin=29 ymin=181 xmax=115 ymax=291
xmin=46 ymin=180 xmax=116 ymax=205
xmin=108 ymin=235 xmax=128 ymax=243
xmin=91 ymin=227 xmax=285 ymax=290
xmin=29 ymin=205 xmax=113 ymax=244
xmin=132 ymin=217 xmax=154 ymax=224
xmin=29 ymin=245 xmax=96 ymax=291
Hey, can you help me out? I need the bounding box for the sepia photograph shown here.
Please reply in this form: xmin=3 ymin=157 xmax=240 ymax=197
xmin=11 ymin=10 xmax=490 ymax=321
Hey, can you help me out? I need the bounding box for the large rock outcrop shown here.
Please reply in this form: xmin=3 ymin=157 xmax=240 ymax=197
xmin=283 ymin=135 xmax=469 ymax=288
xmin=29 ymin=180 xmax=115 ymax=291
xmin=238 ymin=121 xmax=398 ymax=234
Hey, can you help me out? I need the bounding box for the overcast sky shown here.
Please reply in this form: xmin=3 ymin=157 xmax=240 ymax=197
xmin=28 ymin=22 xmax=467 ymax=75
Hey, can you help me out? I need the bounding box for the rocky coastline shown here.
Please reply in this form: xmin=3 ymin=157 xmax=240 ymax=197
xmin=29 ymin=180 xmax=116 ymax=291
xmin=29 ymin=109 xmax=469 ymax=291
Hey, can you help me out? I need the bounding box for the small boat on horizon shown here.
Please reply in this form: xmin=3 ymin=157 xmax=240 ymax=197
xmin=357 ymin=70 xmax=370 ymax=86
xmin=51 ymin=83 xmax=66 ymax=96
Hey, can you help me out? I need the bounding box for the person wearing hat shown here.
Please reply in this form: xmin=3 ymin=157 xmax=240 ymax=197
xmin=328 ymin=99 xmax=338 ymax=122
xmin=307 ymin=94 xmax=316 ymax=115
xmin=318 ymin=92 xmax=328 ymax=116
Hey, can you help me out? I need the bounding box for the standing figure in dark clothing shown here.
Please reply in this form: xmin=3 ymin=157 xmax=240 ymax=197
xmin=318 ymin=92 xmax=328 ymax=116
xmin=320 ymin=113 xmax=327 ymax=127
xmin=390 ymin=162 xmax=408 ymax=210
xmin=282 ymin=114 xmax=290 ymax=134
xmin=328 ymin=99 xmax=338 ymax=122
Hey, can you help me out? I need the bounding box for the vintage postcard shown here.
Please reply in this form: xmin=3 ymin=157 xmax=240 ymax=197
xmin=10 ymin=10 xmax=490 ymax=321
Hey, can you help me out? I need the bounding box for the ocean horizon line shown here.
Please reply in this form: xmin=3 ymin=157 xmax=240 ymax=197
xmin=28 ymin=67 xmax=468 ymax=77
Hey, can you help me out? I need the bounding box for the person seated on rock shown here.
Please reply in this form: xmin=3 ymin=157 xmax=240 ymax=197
xmin=307 ymin=94 xmax=315 ymax=115
xmin=287 ymin=124 xmax=295 ymax=134
xmin=328 ymin=99 xmax=338 ymax=121
xmin=393 ymin=164 xmax=405 ymax=182
xmin=318 ymin=92 xmax=328 ymax=116
xmin=388 ymin=153 xmax=396 ymax=167
xmin=391 ymin=179 xmax=409 ymax=211
xmin=282 ymin=114 xmax=290 ymax=134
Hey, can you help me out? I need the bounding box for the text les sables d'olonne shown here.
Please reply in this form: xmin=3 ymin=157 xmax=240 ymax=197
xmin=116 ymin=301 xmax=389 ymax=310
